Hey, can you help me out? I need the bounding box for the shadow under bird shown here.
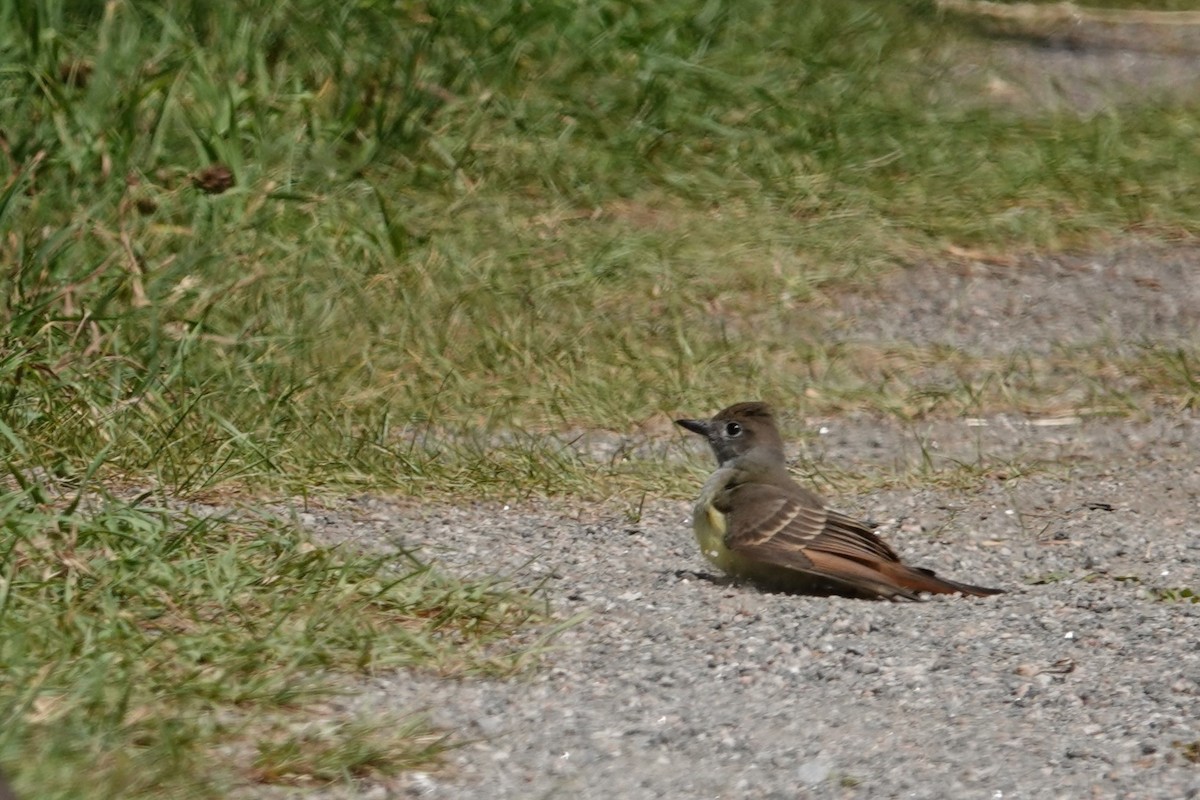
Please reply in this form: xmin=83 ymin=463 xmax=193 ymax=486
xmin=676 ymin=402 xmax=1002 ymax=601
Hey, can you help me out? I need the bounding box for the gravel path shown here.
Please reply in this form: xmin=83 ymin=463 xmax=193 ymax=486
xmin=276 ymin=239 xmax=1200 ymax=799
xmin=301 ymin=406 xmax=1200 ymax=800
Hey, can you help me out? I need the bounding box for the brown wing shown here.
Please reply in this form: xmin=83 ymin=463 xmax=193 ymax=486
xmin=719 ymin=481 xmax=901 ymax=565
xmin=717 ymin=481 xmax=1002 ymax=599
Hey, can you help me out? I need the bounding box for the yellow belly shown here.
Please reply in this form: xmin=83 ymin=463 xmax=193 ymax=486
xmin=696 ymin=506 xmax=729 ymax=568
xmin=692 ymin=501 xmax=748 ymax=575
xmin=691 ymin=497 xmax=816 ymax=589
xmin=691 ymin=469 xmax=782 ymax=582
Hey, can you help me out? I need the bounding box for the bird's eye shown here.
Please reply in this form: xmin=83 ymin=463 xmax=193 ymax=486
xmin=724 ymin=421 xmax=742 ymax=437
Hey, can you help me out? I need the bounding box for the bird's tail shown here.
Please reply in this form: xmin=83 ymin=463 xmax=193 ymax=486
xmin=884 ymin=563 xmax=1003 ymax=598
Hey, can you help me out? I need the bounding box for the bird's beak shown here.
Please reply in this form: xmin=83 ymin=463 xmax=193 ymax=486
xmin=675 ymin=418 xmax=709 ymax=436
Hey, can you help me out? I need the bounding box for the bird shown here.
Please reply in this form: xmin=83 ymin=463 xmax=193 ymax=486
xmin=675 ymin=401 xmax=1002 ymax=600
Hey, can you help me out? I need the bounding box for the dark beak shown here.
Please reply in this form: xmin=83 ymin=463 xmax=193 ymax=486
xmin=675 ymin=418 xmax=709 ymax=436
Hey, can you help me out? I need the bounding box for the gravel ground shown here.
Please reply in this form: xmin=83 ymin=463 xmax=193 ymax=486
xmin=273 ymin=239 xmax=1200 ymax=800
xmin=303 ymin=408 xmax=1200 ymax=800
xmin=936 ymin=3 xmax=1200 ymax=116
xmin=826 ymin=245 xmax=1200 ymax=358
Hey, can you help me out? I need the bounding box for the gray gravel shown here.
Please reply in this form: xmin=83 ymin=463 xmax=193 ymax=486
xmin=826 ymin=246 xmax=1200 ymax=358
xmin=299 ymin=407 xmax=1200 ymax=800
xmin=935 ymin=3 xmax=1200 ymax=116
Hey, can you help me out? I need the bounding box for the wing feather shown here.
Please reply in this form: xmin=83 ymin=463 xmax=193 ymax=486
xmin=721 ymin=482 xmax=899 ymax=566
xmin=712 ymin=478 xmax=1000 ymax=598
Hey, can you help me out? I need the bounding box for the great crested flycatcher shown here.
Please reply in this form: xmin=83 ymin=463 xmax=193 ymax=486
xmin=676 ymin=401 xmax=1002 ymax=600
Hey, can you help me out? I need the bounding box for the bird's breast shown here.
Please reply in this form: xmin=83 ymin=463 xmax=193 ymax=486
xmin=692 ymin=471 xmax=740 ymax=572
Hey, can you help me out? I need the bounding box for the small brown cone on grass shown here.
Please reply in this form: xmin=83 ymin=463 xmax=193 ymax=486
xmin=192 ymin=164 xmax=235 ymax=195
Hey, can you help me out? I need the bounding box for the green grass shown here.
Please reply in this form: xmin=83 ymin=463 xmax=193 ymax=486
xmin=987 ymin=1 xmax=1200 ymax=9
xmin=0 ymin=482 xmax=544 ymax=797
xmin=3 ymin=0 xmax=1200 ymax=795
xmin=1175 ymin=739 xmax=1200 ymax=764
xmin=1156 ymin=587 xmax=1200 ymax=603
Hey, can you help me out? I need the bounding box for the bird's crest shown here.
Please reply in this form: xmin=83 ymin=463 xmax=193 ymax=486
xmin=714 ymin=401 xmax=774 ymax=422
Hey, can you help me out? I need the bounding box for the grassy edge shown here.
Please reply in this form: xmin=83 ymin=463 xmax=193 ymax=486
xmin=0 ymin=480 xmax=552 ymax=797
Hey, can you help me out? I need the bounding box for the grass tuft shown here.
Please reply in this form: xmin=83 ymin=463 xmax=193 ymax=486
xmin=0 ymin=478 xmax=542 ymax=796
